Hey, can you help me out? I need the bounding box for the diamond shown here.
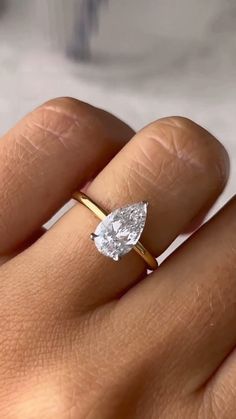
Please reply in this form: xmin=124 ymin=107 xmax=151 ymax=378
xmin=91 ymin=202 xmax=148 ymax=261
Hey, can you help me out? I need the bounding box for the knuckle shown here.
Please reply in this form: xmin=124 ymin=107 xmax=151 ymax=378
xmin=38 ymin=96 xmax=96 ymax=125
xmin=40 ymin=96 xmax=83 ymax=113
xmin=137 ymin=116 xmax=229 ymax=192
xmin=26 ymin=97 xmax=87 ymax=151
xmin=34 ymin=96 xmax=80 ymax=127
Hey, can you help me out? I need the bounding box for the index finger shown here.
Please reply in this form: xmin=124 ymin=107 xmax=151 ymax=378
xmin=0 ymin=97 xmax=134 ymax=253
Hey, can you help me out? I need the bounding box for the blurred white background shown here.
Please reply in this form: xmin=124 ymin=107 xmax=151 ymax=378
xmin=0 ymin=0 xmax=235 ymax=253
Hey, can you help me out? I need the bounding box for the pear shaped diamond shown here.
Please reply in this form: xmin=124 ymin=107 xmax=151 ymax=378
xmin=91 ymin=202 xmax=148 ymax=261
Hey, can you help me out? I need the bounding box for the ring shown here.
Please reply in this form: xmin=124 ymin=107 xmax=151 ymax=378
xmin=73 ymin=191 xmax=158 ymax=271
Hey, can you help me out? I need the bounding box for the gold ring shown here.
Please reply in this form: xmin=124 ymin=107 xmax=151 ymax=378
xmin=73 ymin=191 xmax=158 ymax=271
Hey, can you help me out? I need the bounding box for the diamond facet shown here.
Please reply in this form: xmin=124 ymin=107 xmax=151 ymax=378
xmin=92 ymin=202 xmax=148 ymax=261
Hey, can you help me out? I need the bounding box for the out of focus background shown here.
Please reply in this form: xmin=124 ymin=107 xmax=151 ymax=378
xmin=0 ymin=0 xmax=235 ymax=254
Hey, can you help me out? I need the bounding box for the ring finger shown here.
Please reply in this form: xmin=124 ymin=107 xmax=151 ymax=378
xmin=4 ymin=116 xmax=229 ymax=315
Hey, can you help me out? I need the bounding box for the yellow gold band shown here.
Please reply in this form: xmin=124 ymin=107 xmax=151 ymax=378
xmin=73 ymin=191 xmax=158 ymax=271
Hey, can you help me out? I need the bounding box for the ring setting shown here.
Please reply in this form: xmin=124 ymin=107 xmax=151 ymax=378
xmin=90 ymin=201 xmax=148 ymax=261
xmin=73 ymin=191 xmax=158 ymax=271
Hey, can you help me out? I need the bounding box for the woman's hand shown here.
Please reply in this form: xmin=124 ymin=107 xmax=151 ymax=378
xmin=0 ymin=97 xmax=234 ymax=419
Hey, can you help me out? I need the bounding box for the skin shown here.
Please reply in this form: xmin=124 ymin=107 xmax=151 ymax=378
xmin=0 ymin=97 xmax=235 ymax=419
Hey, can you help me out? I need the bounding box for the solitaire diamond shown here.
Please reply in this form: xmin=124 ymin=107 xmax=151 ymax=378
xmin=91 ymin=202 xmax=148 ymax=261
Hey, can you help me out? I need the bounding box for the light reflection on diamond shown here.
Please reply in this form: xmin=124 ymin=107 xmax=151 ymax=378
xmin=93 ymin=202 xmax=148 ymax=261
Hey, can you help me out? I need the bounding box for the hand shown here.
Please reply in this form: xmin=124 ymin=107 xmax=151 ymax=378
xmin=0 ymin=97 xmax=234 ymax=419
